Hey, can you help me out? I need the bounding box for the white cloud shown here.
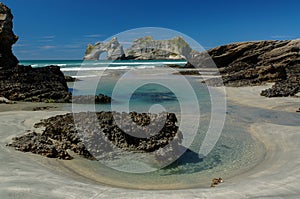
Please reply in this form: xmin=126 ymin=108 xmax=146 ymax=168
xmin=14 ymin=43 xmax=27 ymax=47
xmin=63 ymin=44 xmax=82 ymax=49
xmin=84 ymin=34 xmax=104 ymax=38
xmin=37 ymin=39 xmax=54 ymax=43
xmin=40 ymin=45 xmax=56 ymax=50
xmin=270 ymin=35 xmax=295 ymax=39
xmin=40 ymin=35 xmax=56 ymax=39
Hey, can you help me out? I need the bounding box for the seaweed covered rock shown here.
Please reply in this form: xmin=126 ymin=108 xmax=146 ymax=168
xmin=260 ymin=65 xmax=300 ymax=97
xmin=0 ymin=65 xmax=71 ymax=102
xmin=8 ymin=112 xmax=182 ymax=160
xmin=72 ymin=94 xmax=111 ymax=104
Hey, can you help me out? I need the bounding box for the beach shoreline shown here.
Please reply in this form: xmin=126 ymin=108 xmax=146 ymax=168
xmin=0 ymin=85 xmax=299 ymax=198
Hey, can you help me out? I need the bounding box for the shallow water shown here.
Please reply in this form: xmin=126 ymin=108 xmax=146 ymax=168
xmin=56 ymin=111 xmax=264 ymax=190
xmin=57 ymin=67 xmax=265 ymax=189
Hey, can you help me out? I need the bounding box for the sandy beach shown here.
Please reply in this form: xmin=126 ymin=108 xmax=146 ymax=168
xmin=0 ymin=85 xmax=299 ymax=198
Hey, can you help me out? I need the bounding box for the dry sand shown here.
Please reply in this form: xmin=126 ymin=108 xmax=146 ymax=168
xmin=0 ymin=85 xmax=299 ymax=198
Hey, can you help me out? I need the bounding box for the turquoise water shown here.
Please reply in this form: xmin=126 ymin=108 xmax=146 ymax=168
xmin=19 ymin=60 xmax=263 ymax=189
xmin=20 ymin=60 xmax=187 ymax=70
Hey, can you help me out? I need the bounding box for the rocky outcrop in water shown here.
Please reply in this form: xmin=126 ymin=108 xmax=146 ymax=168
xmin=125 ymin=36 xmax=193 ymax=60
xmin=201 ymin=40 xmax=300 ymax=97
xmin=0 ymin=3 xmax=18 ymax=69
xmin=84 ymin=37 xmax=125 ymax=60
xmin=72 ymin=94 xmax=111 ymax=104
xmin=8 ymin=112 xmax=182 ymax=161
xmin=84 ymin=36 xmax=195 ymax=60
xmin=64 ymin=75 xmax=78 ymax=82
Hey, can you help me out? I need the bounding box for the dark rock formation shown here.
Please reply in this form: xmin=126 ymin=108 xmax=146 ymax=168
xmin=260 ymin=65 xmax=300 ymax=97
xmin=0 ymin=3 xmax=72 ymax=103
xmin=0 ymin=3 xmax=18 ymax=69
xmin=200 ymin=40 xmax=300 ymax=97
xmin=32 ymin=106 xmax=57 ymax=111
xmin=84 ymin=37 xmax=125 ymax=60
xmin=8 ymin=112 xmax=182 ymax=161
xmin=64 ymin=75 xmax=78 ymax=82
xmin=0 ymin=65 xmax=71 ymax=102
xmin=72 ymin=94 xmax=111 ymax=104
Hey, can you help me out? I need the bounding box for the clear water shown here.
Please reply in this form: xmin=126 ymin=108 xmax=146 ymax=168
xmin=20 ymin=60 xmax=264 ymax=189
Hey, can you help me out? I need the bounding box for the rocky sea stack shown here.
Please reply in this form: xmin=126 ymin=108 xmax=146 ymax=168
xmin=0 ymin=2 xmax=18 ymax=68
xmin=8 ymin=112 xmax=182 ymax=161
xmin=84 ymin=36 xmax=196 ymax=60
xmin=0 ymin=3 xmax=71 ymax=102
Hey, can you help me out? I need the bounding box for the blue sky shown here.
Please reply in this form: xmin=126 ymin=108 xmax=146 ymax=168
xmin=1 ymin=0 xmax=300 ymax=60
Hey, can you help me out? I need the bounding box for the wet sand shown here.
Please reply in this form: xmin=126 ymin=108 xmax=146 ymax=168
xmin=0 ymin=85 xmax=300 ymax=198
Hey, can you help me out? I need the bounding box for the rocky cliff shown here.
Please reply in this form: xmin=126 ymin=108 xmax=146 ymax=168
xmin=84 ymin=36 xmax=195 ymax=60
xmin=202 ymin=40 xmax=300 ymax=97
xmin=0 ymin=3 xmax=71 ymax=102
xmin=0 ymin=2 xmax=18 ymax=68
xmin=84 ymin=37 xmax=125 ymax=60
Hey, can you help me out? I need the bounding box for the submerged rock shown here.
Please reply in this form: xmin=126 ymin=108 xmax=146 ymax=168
xmin=8 ymin=112 xmax=182 ymax=161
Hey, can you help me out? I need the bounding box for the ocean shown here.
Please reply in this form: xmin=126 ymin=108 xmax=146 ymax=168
xmin=20 ymin=60 xmax=187 ymax=71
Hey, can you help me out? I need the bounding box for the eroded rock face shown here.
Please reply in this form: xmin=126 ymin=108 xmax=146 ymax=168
xmin=84 ymin=36 xmax=195 ymax=60
xmin=84 ymin=37 xmax=125 ymax=60
xmin=0 ymin=3 xmax=18 ymax=68
xmin=8 ymin=112 xmax=182 ymax=161
xmin=125 ymin=36 xmax=193 ymax=60
xmin=202 ymin=40 xmax=300 ymax=97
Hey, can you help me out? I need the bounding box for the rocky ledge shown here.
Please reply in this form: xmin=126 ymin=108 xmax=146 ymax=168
xmin=200 ymin=40 xmax=300 ymax=97
xmin=8 ymin=112 xmax=182 ymax=162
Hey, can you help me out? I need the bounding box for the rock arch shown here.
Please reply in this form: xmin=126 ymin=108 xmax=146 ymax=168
xmin=84 ymin=37 xmax=125 ymax=60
